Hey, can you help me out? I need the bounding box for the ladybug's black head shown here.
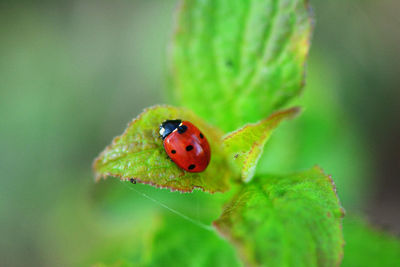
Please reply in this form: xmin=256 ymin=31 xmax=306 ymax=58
xmin=159 ymin=119 xmax=181 ymax=139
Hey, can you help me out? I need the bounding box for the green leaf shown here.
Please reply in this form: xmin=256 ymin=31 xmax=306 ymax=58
xmin=342 ymin=216 xmax=400 ymax=267
xmin=93 ymin=105 xmax=235 ymax=193
xmin=213 ymin=166 xmax=344 ymax=267
xmin=144 ymin=215 xmax=241 ymax=267
xmin=90 ymin=214 xmax=241 ymax=267
xmin=223 ymin=107 xmax=300 ymax=182
xmin=170 ymin=0 xmax=313 ymax=132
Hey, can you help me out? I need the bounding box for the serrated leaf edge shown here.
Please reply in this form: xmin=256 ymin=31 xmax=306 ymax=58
xmin=213 ymin=165 xmax=346 ymax=266
xmin=224 ymin=107 xmax=301 ymax=182
xmin=92 ymin=104 xmax=232 ymax=193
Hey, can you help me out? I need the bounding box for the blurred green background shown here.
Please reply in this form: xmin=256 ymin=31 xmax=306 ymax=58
xmin=1 ymin=0 xmax=399 ymax=266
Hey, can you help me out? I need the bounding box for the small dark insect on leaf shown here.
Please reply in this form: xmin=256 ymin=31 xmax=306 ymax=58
xmin=130 ymin=178 xmax=136 ymax=184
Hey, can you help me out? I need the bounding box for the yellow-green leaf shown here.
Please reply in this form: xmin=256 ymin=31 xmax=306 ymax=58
xmin=214 ymin=167 xmax=345 ymax=267
xmin=170 ymin=0 xmax=313 ymax=132
xmin=93 ymin=105 xmax=235 ymax=193
xmin=223 ymin=107 xmax=300 ymax=182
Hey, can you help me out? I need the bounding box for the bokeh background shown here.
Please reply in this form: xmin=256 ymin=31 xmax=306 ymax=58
xmin=1 ymin=0 xmax=399 ymax=266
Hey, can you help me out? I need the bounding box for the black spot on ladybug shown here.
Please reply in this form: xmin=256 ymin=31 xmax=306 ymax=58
xmin=171 ymin=150 xmax=176 ymax=154
xmin=130 ymin=178 xmax=136 ymax=184
xmin=188 ymin=164 xmax=196 ymax=170
xmin=186 ymin=145 xmax=193 ymax=151
xmin=178 ymin=125 xmax=188 ymax=134
xmin=199 ymin=133 xmax=204 ymax=139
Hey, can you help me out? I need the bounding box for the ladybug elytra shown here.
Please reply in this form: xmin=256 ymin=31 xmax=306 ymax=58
xmin=159 ymin=120 xmax=211 ymax=172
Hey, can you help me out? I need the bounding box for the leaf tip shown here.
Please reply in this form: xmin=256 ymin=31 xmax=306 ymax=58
xmin=277 ymin=106 xmax=302 ymax=119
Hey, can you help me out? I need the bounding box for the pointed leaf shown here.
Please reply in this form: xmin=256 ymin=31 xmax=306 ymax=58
xmin=170 ymin=0 xmax=313 ymax=132
xmin=93 ymin=105 xmax=235 ymax=193
xmin=214 ymin=167 xmax=345 ymax=267
xmin=223 ymin=107 xmax=300 ymax=182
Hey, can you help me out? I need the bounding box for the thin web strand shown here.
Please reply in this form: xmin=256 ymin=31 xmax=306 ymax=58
xmin=123 ymin=182 xmax=215 ymax=232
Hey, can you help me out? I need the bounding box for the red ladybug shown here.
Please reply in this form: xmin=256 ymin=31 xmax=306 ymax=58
xmin=159 ymin=120 xmax=211 ymax=172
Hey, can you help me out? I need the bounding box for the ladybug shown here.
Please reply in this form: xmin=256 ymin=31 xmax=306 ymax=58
xmin=159 ymin=120 xmax=211 ymax=172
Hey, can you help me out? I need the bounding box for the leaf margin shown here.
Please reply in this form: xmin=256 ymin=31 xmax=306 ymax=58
xmin=93 ymin=104 xmax=236 ymax=193
xmin=213 ymin=165 xmax=345 ymax=267
xmin=223 ymin=107 xmax=301 ymax=182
